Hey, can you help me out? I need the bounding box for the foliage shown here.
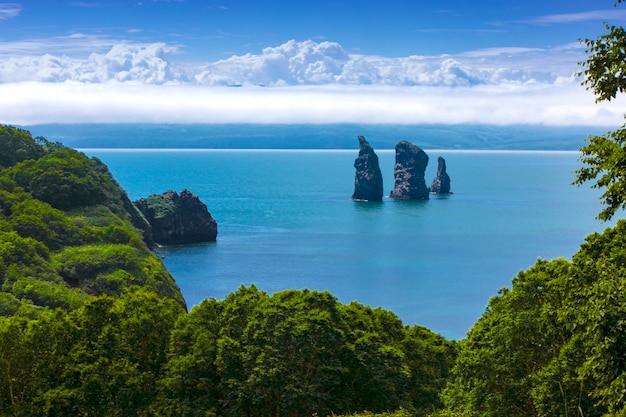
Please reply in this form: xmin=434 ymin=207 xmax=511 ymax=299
xmin=10 ymin=198 xmax=80 ymax=249
xmin=6 ymin=148 xmax=112 ymax=211
xmin=574 ymin=127 xmax=626 ymax=221
xmin=155 ymin=286 xmax=455 ymax=417
xmin=0 ymin=125 xmax=184 ymax=311
xmin=336 ymin=410 xmax=413 ymax=417
xmin=0 ymin=284 xmax=456 ymax=417
xmin=0 ymin=291 xmax=185 ymax=417
xmin=575 ymin=1 xmax=626 ymax=220
xmin=0 ymin=125 xmax=61 ymax=169
xmin=442 ymin=220 xmax=626 ymax=417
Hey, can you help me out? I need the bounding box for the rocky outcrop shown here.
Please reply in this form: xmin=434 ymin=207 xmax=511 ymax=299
xmin=134 ymin=189 xmax=218 ymax=245
xmin=389 ymin=140 xmax=430 ymax=200
xmin=352 ymin=135 xmax=384 ymax=202
xmin=430 ymin=156 xmax=451 ymax=194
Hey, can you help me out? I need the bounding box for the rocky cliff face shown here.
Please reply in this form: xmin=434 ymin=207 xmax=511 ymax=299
xmin=134 ymin=189 xmax=218 ymax=245
xmin=352 ymin=135 xmax=384 ymax=202
xmin=430 ymin=156 xmax=451 ymax=194
xmin=389 ymin=140 xmax=430 ymax=200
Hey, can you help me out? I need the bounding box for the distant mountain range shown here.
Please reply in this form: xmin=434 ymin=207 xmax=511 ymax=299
xmin=24 ymin=123 xmax=611 ymax=150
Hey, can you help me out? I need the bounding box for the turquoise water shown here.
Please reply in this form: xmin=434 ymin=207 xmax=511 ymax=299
xmin=83 ymin=148 xmax=611 ymax=339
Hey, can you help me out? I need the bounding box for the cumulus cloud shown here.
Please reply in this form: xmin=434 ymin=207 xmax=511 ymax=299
xmin=0 ymin=43 xmax=182 ymax=83
xmin=0 ymin=39 xmax=583 ymax=87
xmin=0 ymin=38 xmax=623 ymax=126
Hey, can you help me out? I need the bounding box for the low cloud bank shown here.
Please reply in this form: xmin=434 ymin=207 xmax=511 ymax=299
xmin=1 ymin=82 xmax=624 ymax=126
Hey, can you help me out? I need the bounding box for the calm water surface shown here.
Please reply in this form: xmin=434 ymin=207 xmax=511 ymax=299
xmin=83 ymin=149 xmax=610 ymax=339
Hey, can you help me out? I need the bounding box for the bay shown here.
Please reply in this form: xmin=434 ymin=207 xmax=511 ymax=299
xmin=82 ymin=148 xmax=611 ymax=340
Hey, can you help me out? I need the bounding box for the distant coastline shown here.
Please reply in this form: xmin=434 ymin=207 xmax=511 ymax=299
xmin=75 ymin=148 xmax=583 ymax=154
xmin=23 ymin=123 xmax=610 ymax=151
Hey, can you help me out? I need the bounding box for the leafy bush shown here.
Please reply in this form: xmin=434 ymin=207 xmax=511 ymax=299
xmin=0 ymin=230 xmax=50 ymax=274
xmin=11 ymin=278 xmax=87 ymax=310
xmin=0 ymin=292 xmax=22 ymax=316
xmin=6 ymin=148 xmax=110 ymax=210
xmin=54 ymin=244 xmax=144 ymax=287
xmin=10 ymin=199 xmax=80 ymax=249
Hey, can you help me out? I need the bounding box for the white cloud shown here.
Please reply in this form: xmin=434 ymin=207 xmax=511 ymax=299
xmin=194 ymin=40 xmax=351 ymax=85
xmin=0 ymin=33 xmax=123 ymax=58
xmin=0 ymin=39 xmax=584 ymax=87
xmin=0 ymin=43 xmax=181 ymax=83
xmin=530 ymin=9 xmax=626 ymax=24
xmin=68 ymin=2 xmax=109 ymax=7
xmin=0 ymin=3 xmax=21 ymax=20
xmin=0 ymin=38 xmax=622 ymax=126
xmin=0 ymin=82 xmax=624 ymax=126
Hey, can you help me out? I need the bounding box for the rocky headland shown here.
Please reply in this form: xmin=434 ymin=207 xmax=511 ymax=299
xmin=389 ymin=140 xmax=430 ymax=200
xmin=430 ymin=156 xmax=452 ymax=194
xmin=134 ymin=189 xmax=218 ymax=245
xmin=352 ymin=135 xmax=384 ymax=202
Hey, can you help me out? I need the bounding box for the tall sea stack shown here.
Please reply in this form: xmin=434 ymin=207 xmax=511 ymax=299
xmin=389 ymin=140 xmax=430 ymax=200
xmin=430 ymin=156 xmax=451 ymax=194
xmin=352 ymin=135 xmax=384 ymax=202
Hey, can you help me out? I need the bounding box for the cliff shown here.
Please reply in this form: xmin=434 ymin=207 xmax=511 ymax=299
xmin=0 ymin=125 xmax=185 ymax=309
xmin=134 ymin=189 xmax=218 ymax=245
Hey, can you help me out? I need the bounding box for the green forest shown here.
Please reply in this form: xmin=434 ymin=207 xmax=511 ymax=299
xmin=4 ymin=8 xmax=626 ymax=415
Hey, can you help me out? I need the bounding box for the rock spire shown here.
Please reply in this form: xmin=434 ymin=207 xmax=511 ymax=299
xmin=389 ymin=140 xmax=430 ymax=200
xmin=352 ymin=135 xmax=384 ymax=202
xmin=430 ymin=156 xmax=451 ymax=194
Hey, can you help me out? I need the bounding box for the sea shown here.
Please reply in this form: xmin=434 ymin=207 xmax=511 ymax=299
xmin=23 ymin=122 xmax=615 ymax=340
xmin=73 ymin=146 xmax=611 ymax=340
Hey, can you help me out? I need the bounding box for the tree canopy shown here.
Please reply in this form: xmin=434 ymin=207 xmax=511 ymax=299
xmin=575 ymin=0 xmax=626 ymax=220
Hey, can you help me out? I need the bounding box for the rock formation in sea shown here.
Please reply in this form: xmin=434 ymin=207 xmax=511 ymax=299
xmin=134 ymin=189 xmax=218 ymax=245
xmin=430 ymin=156 xmax=451 ymax=194
xmin=352 ymin=135 xmax=384 ymax=202
xmin=389 ymin=140 xmax=430 ymax=200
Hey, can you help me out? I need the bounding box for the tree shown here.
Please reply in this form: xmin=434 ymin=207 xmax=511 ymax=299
xmin=575 ymin=0 xmax=626 ymax=220
xmin=561 ymin=220 xmax=626 ymax=414
xmin=43 ymin=291 xmax=184 ymax=417
xmin=0 ymin=125 xmax=50 ymax=169
xmin=440 ymin=258 xmax=596 ymax=417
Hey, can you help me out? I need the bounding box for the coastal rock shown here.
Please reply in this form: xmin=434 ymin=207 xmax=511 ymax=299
xmin=389 ymin=140 xmax=430 ymax=200
xmin=134 ymin=189 xmax=218 ymax=245
xmin=352 ymin=135 xmax=384 ymax=202
xmin=430 ymin=156 xmax=451 ymax=194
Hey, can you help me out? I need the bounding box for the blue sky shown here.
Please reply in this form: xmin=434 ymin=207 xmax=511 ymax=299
xmin=1 ymin=0 xmax=626 ymax=125
xmin=0 ymin=0 xmax=626 ymax=60
xmin=3 ymin=0 xmax=623 ymax=59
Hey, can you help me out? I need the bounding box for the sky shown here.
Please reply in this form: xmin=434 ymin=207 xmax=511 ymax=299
xmin=1 ymin=0 xmax=626 ymax=126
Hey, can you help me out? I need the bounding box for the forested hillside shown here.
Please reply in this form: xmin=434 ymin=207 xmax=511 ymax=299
xmin=0 ymin=125 xmax=456 ymax=416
